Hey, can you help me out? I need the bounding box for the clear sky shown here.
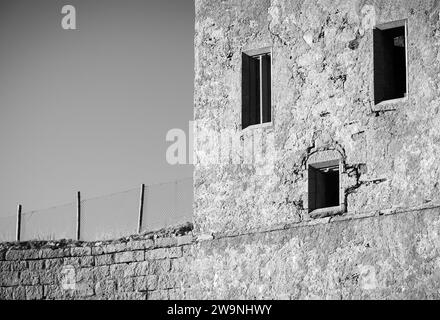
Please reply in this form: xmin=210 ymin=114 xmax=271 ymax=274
xmin=0 ymin=0 xmax=194 ymax=221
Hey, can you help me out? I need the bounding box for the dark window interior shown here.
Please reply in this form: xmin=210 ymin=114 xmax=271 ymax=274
xmin=374 ymin=24 xmax=407 ymax=104
xmin=308 ymin=163 xmax=340 ymax=212
xmin=242 ymin=52 xmax=271 ymax=129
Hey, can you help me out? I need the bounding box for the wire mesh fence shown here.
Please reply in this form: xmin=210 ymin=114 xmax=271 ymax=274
xmin=80 ymin=188 xmax=140 ymax=242
xmin=21 ymin=203 xmax=77 ymax=241
xmin=141 ymin=178 xmax=193 ymax=233
xmin=0 ymin=177 xmax=193 ymax=243
xmin=0 ymin=214 xmax=16 ymax=242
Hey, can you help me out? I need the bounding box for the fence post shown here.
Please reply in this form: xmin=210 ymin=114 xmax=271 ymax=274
xmin=137 ymin=184 xmax=145 ymax=234
xmin=16 ymin=204 xmax=22 ymax=242
xmin=76 ymin=191 xmax=81 ymax=241
xmin=174 ymin=180 xmax=178 ymax=222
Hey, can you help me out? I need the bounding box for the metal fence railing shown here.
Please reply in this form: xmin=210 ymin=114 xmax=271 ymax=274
xmin=0 ymin=177 xmax=193 ymax=242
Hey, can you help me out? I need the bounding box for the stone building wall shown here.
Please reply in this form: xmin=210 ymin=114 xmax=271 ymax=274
xmin=194 ymin=0 xmax=440 ymax=235
xmin=1 ymin=206 xmax=440 ymax=300
xmin=2 ymin=0 xmax=440 ymax=301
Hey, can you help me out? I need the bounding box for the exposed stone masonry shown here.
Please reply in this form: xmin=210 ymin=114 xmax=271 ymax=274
xmin=0 ymin=225 xmax=194 ymax=300
xmin=194 ymin=0 xmax=440 ymax=235
xmin=2 ymin=0 xmax=440 ymax=300
xmin=1 ymin=206 xmax=440 ymax=300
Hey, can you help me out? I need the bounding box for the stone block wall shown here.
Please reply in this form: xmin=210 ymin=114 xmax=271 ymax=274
xmin=194 ymin=0 xmax=440 ymax=235
xmin=0 ymin=232 xmax=193 ymax=300
xmin=1 ymin=206 xmax=440 ymax=300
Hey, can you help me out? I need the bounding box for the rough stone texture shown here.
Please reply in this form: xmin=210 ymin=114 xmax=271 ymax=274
xmin=194 ymin=0 xmax=440 ymax=235
xmin=1 ymin=207 xmax=440 ymax=300
xmin=2 ymin=0 xmax=440 ymax=301
xmin=183 ymin=207 xmax=440 ymax=300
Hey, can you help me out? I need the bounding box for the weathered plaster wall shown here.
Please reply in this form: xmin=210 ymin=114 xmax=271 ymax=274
xmin=1 ymin=206 xmax=440 ymax=300
xmin=194 ymin=0 xmax=440 ymax=234
xmin=2 ymin=0 xmax=440 ymax=301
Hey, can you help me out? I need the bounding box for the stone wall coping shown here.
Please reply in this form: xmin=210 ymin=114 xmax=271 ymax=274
xmin=1 ymin=203 xmax=440 ymax=254
xmin=208 ymin=202 xmax=440 ymax=241
xmin=0 ymin=223 xmax=194 ymax=254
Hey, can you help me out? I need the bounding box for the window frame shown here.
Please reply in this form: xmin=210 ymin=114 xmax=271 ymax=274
xmin=373 ymin=19 xmax=409 ymax=107
xmin=241 ymin=47 xmax=273 ymax=132
xmin=308 ymin=159 xmax=346 ymax=219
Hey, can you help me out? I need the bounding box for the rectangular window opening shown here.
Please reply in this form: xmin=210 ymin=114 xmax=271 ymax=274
xmin=308 ymin=161 xmax=340 ymax=213
xmin=374 ymin=20 xmax=408 ymax=105
xmin=242 ymin=49 xmax=271 ymax=130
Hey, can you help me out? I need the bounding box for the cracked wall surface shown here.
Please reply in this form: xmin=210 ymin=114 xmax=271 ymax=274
xmin=194 ymin=0 xmax=440 ymax=234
